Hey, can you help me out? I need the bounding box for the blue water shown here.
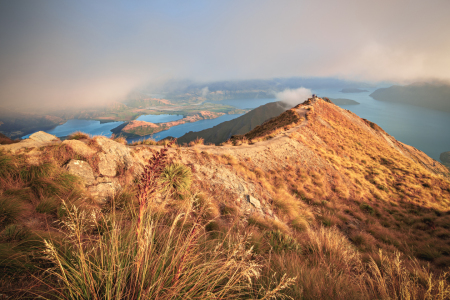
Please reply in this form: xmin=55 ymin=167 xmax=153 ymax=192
xmin=19 ymin=94 xmax=450 ymax=162
xmin=22 ymin=119 xmax=124 ymax=139
xmin=126 ymin=114 xmax=243 ymax=143
xmin=207 ymin=98 xmax=278 ymax=109
xmin=313 ymin=88 xmax=450 ymax=161
xmin=136 ymin=114 xmax=183 ymax=123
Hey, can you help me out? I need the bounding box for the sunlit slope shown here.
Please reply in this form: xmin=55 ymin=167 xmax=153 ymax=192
xmin=184 ymin=97 xmax=450 ymax=266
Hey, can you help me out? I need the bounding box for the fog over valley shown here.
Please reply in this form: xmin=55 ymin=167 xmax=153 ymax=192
xmin=1 ymin=0 xmax=450 ymax=111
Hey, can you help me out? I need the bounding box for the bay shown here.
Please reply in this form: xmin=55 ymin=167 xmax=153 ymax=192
xmin=22 ymin=119 xmax=124 ymax=139
xmin=136 ymin=114 xmax=183 ymax=123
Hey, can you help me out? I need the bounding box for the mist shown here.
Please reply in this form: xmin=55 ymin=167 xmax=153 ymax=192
xmin=276 ymin=88 xmax=312 ymax=107
xmin=1 ymin=0 xmax=450 ymax=111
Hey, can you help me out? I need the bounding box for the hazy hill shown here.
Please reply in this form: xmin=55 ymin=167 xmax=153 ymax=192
xmin=176 ymin=101 xmax=289 ymax=145
xmin=1 ymin=98 xmax=450 ymax=298
xmin=340 ymin=88 xmax=369 ymax=93
xmin=441 ymin=151 xmax=450 ymax=169
xmin=370 ymin=82 xmax=450 ymax=112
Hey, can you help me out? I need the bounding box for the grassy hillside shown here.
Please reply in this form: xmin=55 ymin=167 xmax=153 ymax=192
xmin=1 ymin=98 xmax=450 ymax=298
xmin=370 ymin=82 xmax=450 ymax=112
xmin=177 ymin=101 xmax=289 ymax=145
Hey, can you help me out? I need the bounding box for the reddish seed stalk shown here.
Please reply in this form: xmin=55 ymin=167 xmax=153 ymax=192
xmin=136 ymin=141 xmax=174 ymax=239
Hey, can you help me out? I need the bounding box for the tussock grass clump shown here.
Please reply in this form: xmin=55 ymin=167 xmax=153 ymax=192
xmin=131 ymin=137 xmax=158 ymax=146
xmin=67 ymin=131 xmax=90 ymax=140
xmin=0 ymin=197 xmax=23 ymax=228
xmin=110 ymin=134 xmax=127 ymax=145
xmin=0 ymin=224 xmax=31 ymax=242
xmin=365 ymin=250 xmax=450 ymax=299
xmin=0 ymin=133 xmax=20 ymax=145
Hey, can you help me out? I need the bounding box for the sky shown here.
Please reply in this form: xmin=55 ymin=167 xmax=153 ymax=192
xmin=1 ymin=0 xmax=450 ymax=111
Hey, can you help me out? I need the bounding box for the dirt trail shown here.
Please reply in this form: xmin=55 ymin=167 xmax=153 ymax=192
xmin=183 ymin=106 xmax=317 ymax=171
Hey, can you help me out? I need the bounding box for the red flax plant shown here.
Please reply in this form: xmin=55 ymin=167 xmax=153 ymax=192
xmin=136 ymin=141 xmax=174 ymax=239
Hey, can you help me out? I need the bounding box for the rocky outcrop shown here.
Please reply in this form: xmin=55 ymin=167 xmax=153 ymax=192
xmin=0 ymin=132 xmax=59 ymax=153
xmin=95 ymin=136 xmax=134 ymax=177
xmin=88 ymin=183 xmax=118 ymax=204
xmin=65 ymin=160 xmax=95 ymax=186
xmin=62 ymin=140 xmax=96 ymax=157
xmin=29 ymin=131 xmax=60 ymax=143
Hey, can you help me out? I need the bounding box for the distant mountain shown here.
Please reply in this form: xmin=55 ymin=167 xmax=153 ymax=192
xmin=441 ymin=151 xmax=450 ymax=169
xmin=340 ymin=88 xmax=369 ymax=93
xmin=151 ymin=77 xmax=375 ymax=102
xmin=176 ymin=101 xmax=290 ymax=145
xmin=370 ymin=82 xmax=450 ymax=113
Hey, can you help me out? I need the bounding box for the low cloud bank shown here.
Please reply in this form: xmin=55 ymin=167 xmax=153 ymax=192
xmin=276 ymin=87 xmax=312 ymax=107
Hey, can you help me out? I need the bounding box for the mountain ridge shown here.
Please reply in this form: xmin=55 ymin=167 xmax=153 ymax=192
xmin=2 ymin=97 xmax=450 ymax=297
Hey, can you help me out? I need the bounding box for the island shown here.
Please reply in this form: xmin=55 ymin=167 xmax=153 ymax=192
xmin=370 ymin=82 xmax=450 ymax=113
xmin=111 ymin=111 xmax=231 ymax=138
xmin=340 ymin=88 xmax=369 ymax=93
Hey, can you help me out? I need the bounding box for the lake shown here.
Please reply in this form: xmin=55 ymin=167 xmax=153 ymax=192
xmin=136 ymin=114 xmax=183 ymax=123
xmin=20 ymin=93 xmax=450 ymax=162
xmin=22 ymin=119 xmax=125 ymax=139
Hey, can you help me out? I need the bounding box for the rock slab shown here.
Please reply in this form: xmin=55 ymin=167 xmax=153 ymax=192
xmin=62 ymin=140 xmax=96 ymax=157
xmin=29 ymin=131 xmax=59 ymax=143
xmin=88 ymin=183 xmax=117 ymax=203
xmin=65 ymin=159 xmax=95 ymax=186
xmin=245 ymin=194 xmax=261 ymax=209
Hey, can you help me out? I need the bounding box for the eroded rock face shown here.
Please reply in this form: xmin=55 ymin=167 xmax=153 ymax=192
xmin=95 ymin=137 xmax=134 ymax=176
xmin=88 ymin=183 xmax=117 ymax=204
xmin=29 ymin=131 xmax=59 ymax=143
xmin=98 ymin=153 xmax=118 ymax=176
xmin=65 ymin=159 xmax=95 ymax=186
xmin=246 ymin=194 xmax=261 ymax=209
xmin=0 ymin=131 xmax=59 ymax=153
xmin=62 ymin=140 xmax=96 ymax=157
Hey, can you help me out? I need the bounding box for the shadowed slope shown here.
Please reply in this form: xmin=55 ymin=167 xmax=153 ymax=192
xmin=176 ymin=101 xmax=289 ymax=145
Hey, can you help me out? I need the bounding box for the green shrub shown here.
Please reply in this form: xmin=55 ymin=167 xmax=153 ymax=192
xmin=160 ymin=163 xmax=192 ymax=198
xmin=360 ymin=203 xmax=375 ymax=215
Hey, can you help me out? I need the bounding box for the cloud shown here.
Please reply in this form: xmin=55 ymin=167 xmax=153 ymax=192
xmin=1 ymin=0 xmax=450 ymax=111
xmin=201 ymin=87 xmax=209 ymax=97
xmin=276 ymin=87 xmax=312 ymax=106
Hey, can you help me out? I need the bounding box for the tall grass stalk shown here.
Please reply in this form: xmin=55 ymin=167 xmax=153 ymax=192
xmin=43 ymin=202 xmax=292 ymax=299
xmin=365 ymin=250 xmax=450 ymax=300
